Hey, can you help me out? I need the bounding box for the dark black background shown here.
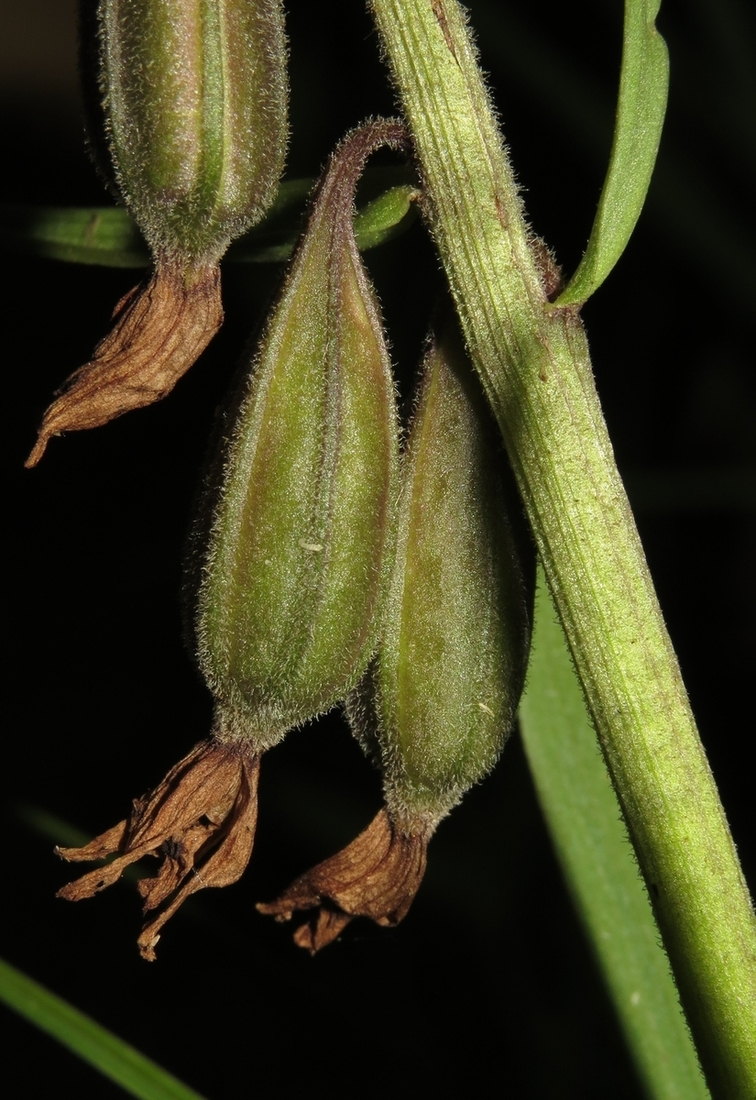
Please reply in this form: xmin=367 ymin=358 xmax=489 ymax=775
xmin=2 ymin=1 xmax=754 ymax=1097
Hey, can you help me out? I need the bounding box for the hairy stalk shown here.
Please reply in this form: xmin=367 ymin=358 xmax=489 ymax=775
xmin=369 ymin=1 xmax=756 ymax=1096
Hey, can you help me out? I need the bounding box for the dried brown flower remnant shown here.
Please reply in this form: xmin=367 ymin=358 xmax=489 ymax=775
xmin=26 ymin=261 xmax=222 ymax=467
xmin=26 ymin=0 xmax=287 ymax=464
xmin=257 ymin=809 xmax=430 ymax=952
xmin=57 ymin=739 xmax=259 ymax=961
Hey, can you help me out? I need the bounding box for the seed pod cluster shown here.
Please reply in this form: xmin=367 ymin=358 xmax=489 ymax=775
xmin=260 ymin=313 xmax=533 ymax=951
xmin=56 ymin=120 xmax=408 ymax=960
xmin=27 ymin=0 xmax=288 ymax=466
xmin=46 ymin=8 xmax=532 ymax=957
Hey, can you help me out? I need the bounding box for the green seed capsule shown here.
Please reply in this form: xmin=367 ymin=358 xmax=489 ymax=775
xmin=56 ymin=120 xmax=408 ymax=959
xmin=258 ymin=312 xmax=533 ymax=951
xmin=27 ymin=0 xmax=288 ymax=465
xmin=197 ymin=119 xmax=406 ymax=746
xmin=100 ymin=0 xmax=288 ymax=261
xmin=371 ymin=314 xmax=532 ymax=825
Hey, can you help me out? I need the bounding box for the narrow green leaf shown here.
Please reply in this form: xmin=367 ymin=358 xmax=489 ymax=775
xmin=0 ymin=957 xmax=207 ymax=1100
xmin=15 ymin=803 xmax=92 ymax=850
xmin=0 ymin=177 xmax=418 ymax=268
xmin=0 ymin=204 xmax=150 ymax=267
xmin=519 ymin=571 xmax=709 ymax=1100
xmin=556 ymin=0 xmax=669 ymax=305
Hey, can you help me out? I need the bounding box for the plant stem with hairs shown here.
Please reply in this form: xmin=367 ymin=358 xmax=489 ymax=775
xmin=368 ymin=1 xmax=756 ymax=1096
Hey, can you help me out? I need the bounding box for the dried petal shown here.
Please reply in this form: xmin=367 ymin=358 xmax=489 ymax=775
xmin=138 ymin=757 xmax=258 ymax=961
xmin=257 ymin=809 xmax=429 ymax=952
xmin=26 ymin=261 xmax=222 ymax=466
xmin=57 ymin=739 xmax=260 ymax=960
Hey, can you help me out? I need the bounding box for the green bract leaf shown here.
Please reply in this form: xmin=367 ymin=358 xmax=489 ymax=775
xmin=0 ymin=957 xmax=207 ymax=1100
xmin=555 ymin=0 xmax=669 ymax=306
xmin=518 ymin=572 xmax=709 ymax=1100
xmin=0 ymin=179 xmax=312 ymax=267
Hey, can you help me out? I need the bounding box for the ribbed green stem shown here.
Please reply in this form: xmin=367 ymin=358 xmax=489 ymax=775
xmin=369 ymin=2 xmax=756 ymax=1096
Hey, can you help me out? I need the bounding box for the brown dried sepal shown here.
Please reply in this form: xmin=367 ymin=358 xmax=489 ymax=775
xmin=57 ymin=739 xmax=260 ymax=961
xmin=257 ymin=809 xmax=430 ymax=953
xmin=26 ymin=259 xmax=223 ymax=467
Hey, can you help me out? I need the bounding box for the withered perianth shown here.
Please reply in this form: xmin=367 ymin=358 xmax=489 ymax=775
xmin=258 ymin=810 xmax=430 ymax=952
xmin=27 ymin=262 xmax=222 ymax=467
xmin=57 ymin=740 xmax=259 ymax=961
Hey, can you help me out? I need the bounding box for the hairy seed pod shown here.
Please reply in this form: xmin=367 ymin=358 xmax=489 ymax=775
xmin=56 ymin=119 xmax=408 ymax=960
xmin=197 ymin=119 xmax=407 ymax=745
xmin=27 ymin=0 xmax=288 ymax=465
xmin=99 ymin=0 xmax=288 ymax=261
xmin=259 ymin=312 xmax=533 ymax=951
xmin=370 ymin=316 xmax=532 ymax=823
